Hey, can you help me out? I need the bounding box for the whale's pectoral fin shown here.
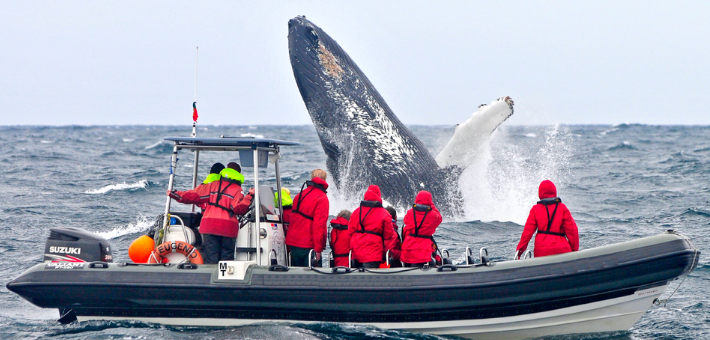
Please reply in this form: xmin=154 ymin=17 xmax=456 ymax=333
xmin=435 ymin=96 xmax=514 ymax=169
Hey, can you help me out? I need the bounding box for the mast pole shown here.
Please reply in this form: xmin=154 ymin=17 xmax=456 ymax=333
xmin=191 ymin=47 xmax=200 ymax=212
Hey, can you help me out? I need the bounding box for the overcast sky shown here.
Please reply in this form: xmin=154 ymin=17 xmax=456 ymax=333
xmin=2 ymin=1 xmax=708 ymax=126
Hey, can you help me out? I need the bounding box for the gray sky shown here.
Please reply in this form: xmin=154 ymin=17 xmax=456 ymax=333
xmin=2 ymin=1 xmax=708 ymax=126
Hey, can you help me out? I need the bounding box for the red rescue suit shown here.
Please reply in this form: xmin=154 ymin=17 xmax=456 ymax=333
xmin=385 ymin=222 xmax=402 ymax=264
xmin=401 ymin=191 xmax=442 ymax=264
xmin=348 ymin=185 xmax=396 ymax=264
xmin=174 ymin=178 xmax=252 ymax=238
xmin=285 ymin=178 xmax=330 ymax=253
xmin=516 ymin=180 xmax=579 ymax=257
xmin=282 ymin=206 xmax=292 ymax=234
xmin=329 ymin=216 xmax=351 ymax=267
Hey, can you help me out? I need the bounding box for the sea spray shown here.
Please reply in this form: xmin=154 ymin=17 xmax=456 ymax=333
xmin=458 ymin=124 xmax=573 ymax=224
xmin=84 ymin=179 xmax=148 ymax=195
xmin=96 ymin=215 xmax=153 ymax=240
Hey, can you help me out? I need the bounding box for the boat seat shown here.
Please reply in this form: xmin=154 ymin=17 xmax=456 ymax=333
xmin=169 ymin=211 xmax=203 ymax=247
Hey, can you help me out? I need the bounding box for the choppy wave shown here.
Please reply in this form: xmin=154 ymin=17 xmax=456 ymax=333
xmin=608 ymin=141 xmax=637 ymax=151
xmin=95 ymin=215 xmax=153 ymax=240
xmin=241 ymin=132 xmax=265 ymax=138
xmin=145 ymin=140 xmax=166 ymax=150
xmin=84 ymin=179 xmax=148 ymax=194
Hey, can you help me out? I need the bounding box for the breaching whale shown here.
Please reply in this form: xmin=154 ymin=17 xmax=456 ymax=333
xmin=287 ymin=16 xmax=513 ymax=216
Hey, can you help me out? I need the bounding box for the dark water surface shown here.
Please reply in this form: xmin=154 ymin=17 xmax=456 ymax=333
xmin=0 ymin=124 xmax=708 ymax=339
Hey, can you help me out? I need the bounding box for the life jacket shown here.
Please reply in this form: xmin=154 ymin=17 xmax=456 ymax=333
xmin=329 ymin=217 xmax=350 ymax=259
xmin=292 ymin=180 xmax=327 ymax=221
xmin=206 ymin=177 xmax=242 ymax=218
xmin=536 ymin=197 xmax=565 ymax=237
xmin=356 ymin=200 xmax=385 ymax=238
xmin=203 ymin=173 xmax=221 ymax=184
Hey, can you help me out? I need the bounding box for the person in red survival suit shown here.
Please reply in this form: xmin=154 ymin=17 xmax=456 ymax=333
xmin=384 ymin=206 xmax=402 ymax=268
xmin=401 ymin=191 xmax=443 ymax=268
xmin=196 ymin=162 xmax=225 ymax=211
xmin=516 ymin=180 xmax=579 ymax=258
xmin=168 ymin=162 xmax=253 ymax=264
xmin=285 ymin=169 xmax=330 ymax=267
xmin=329 ymin=210 xmax=352 ymax=267
xmin=348 ymin=185 xmax=396 ymax=268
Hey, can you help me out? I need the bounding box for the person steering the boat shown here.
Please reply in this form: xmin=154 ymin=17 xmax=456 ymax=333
xmin=516 ymin=180 xmax=579 ymax=258
xmin=195 ymin=162 xmax=225 ymax=211
xmin=348 ymin=185 xmax=396 ymax=268
xmin=168 ymin=162 xmax=253 ymax=264
xmin=385 ymin=206 xmax=402 ymax=268
xmin=329 ymin=210 xmax=352 ymax=267
xmin=285 ymin=169 xmax=330 ymax=267
xmin=401 ymin=191 xmax=443 ymax=268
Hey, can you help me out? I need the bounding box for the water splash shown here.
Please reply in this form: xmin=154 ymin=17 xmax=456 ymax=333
xmin=84 ymin=179 xmax=148 ymax=194
xmin=95 ymin=215 xmax=153 ymax=239
xmin=458 ymin=124 xmax=573 ymax=223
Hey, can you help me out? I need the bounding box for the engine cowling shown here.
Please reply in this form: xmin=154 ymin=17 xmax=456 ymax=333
xmin=44 ymin=227 xmax=113 ymax=263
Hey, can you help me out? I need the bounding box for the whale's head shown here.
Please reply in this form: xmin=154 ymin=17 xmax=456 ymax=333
xmin=287 ymin=16 xmax=448 ymax=210
xmin=288 ymin=16 xmax=358 ymax=127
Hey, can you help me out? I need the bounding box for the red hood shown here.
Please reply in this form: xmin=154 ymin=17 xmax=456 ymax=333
xmin=310 ymin=177 xmax=329 ymax=189
xmin=363 ymin=187 xmax=382 ymax=203
xmin=330 ymin=216 xmax=349 ymax=225
xmin=538 ymin=180 xmax=557 ymax=199
xmin=367 ymin=185 xmax=381 ymax=197
xmin=414 ymin=190 xmax=434 ymax=205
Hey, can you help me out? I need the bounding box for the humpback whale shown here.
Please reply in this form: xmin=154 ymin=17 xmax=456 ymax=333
xmin=288 ymin=16 xmax=513 ymax=216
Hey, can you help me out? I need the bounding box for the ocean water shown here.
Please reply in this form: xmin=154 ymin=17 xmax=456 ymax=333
xmin=0 ymin=124 xmax=708 ymax=340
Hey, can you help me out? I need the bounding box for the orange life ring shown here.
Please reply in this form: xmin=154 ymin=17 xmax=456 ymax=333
xmin=147 ymin=241 xmax=204 ymax=265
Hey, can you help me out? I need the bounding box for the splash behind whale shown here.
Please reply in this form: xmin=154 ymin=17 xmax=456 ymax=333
xmin=288 ymin=16 xmax=513 ymax=216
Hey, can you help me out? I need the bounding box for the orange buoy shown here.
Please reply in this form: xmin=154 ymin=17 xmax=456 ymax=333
xmin=148 ymin=241 xmax=204 ymax=265
xmin=128 ymin=235 xmax=155 ymax=263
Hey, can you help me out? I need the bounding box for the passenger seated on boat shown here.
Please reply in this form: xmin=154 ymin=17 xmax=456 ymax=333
xmin=329 ymin=210 xmax=351 ymax=267
xmin=275 ymin=188 xmax=293 ymax=234
xmin=385 ymin=206 xmax=402 ymax=268
xmin=401 ymin=191 xmax=442 ymax=268
xmin=168 ymin=162 xmax=253 ymax=264
xmin=516 ymin=180 xmax=579 ymax=258
xmin=285 ymin=169 xmax=330 ymax=267
xmin=348 ymin=185 xmax=396 ymax=269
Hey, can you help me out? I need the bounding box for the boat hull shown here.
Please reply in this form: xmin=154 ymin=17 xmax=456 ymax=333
xmin=76 ymin=286 xmax=664 ymax=340
xmin=7 ymin=232 xmax=699 ymax=340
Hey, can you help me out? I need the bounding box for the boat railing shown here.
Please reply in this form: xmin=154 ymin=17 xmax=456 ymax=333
xmin=512 ymin=249 xmax=534 ymax=261
xmin=441 ymin=249 xmax=453 ymax=265
xmin=308 ymin=249 xmax=316 ymax=269
xmin=165 ymin=215 xmax=191 ymax=245
xmin=465 ymin=247 xmax=475 ymax=265
xmin=480 ymin=247 xmax=491 ymax=266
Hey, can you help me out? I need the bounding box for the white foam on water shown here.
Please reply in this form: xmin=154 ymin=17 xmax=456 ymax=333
xmin=96 ymin=215 xmax=153 ymax=239
xmin=524 ymin=133 xmax=537 ymax=138
xmin=40 ymin=140 xmax=51 ymax=144
xmin=122 ymin=138 xmax=134 ymax=142
xmin=241 ymin=132 xmax=265 ymax=138
xmin=458 ymin=124 xmax=572 ymax=224
xmin=145 ymin=140 xmax=165 ymax=149
xmin=84 ymin=179 xmax=148 ymax=194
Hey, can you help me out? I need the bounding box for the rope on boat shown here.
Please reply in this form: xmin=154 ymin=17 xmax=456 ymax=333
xmin=654 ymin=232 xmax=700 ymax=307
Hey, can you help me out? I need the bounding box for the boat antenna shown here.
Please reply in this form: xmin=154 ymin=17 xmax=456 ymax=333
xmin=191 ymin=46 xmax=199 ymax=138
xmin=190 ymin=46 xmax=201 ymax=212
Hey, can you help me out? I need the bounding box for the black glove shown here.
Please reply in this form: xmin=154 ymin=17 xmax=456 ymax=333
xmin=168 ymin=190 xmax=182 ymax=201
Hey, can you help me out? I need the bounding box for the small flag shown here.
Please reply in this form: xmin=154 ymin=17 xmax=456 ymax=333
xmin=192 ymin=102 xmax=199 ymax=122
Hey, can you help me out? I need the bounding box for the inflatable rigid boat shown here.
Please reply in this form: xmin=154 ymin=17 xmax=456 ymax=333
xmin=7 ymin=136 xmax=701 ymax=340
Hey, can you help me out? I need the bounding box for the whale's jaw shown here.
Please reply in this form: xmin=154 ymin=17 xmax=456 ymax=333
xmin=288 ymin=16 xmax=454 ymax=213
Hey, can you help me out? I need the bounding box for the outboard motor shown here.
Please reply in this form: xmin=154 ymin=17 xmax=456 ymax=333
xmin=44 ymin=227 xmax=113 ymax=264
